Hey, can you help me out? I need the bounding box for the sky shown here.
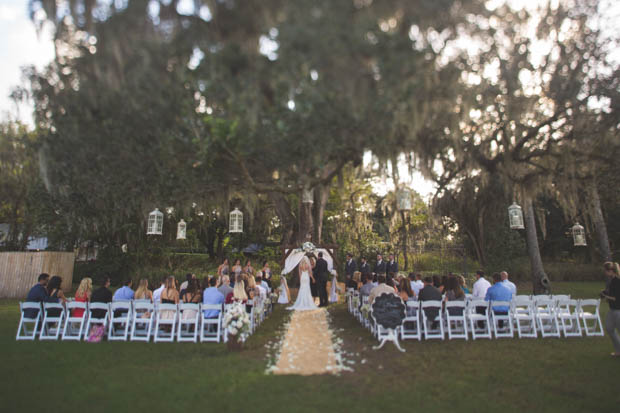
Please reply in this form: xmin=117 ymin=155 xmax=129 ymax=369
xmin=0 ymin=0 xmax=617 ymax=200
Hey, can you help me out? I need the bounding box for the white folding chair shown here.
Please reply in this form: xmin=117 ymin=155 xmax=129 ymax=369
xmin=421 ymin=300 xmax=444 ymax=340
xmin=578 ymin=299 xmax=604 ymax=336
xmin=177 ymin=303 xmax=200 ymax=343
xmin=445 ymin=301 xmax=468 ymax=340
xmin=108 ymin=301 xmax=132 ymax=341
xmin=535 ymin=298 xmax=560 ymax=338
xmin=200 ymin=304 xmax=223 ymax=342
xmin=552 ymin=294 xmax=571 ymax=301
xmin=490 ymin=301 xmax=514 ymax=338
xmin=467 ymin=300 xmax=492 ymax=340
xmin=16 ymin=302 xmax=42 ymax=340
xmin=512 ymin=296 xmax=537 ymax=338
xmin=154 ymin=303 xmax=178 ymax=342
xmin=401 ymin=301 xmax=421 ymax=341
xmin=85 ymin=303 xmax=110 ymax=338
xmin=130 ymin=301 xmax=154 ymax=341
xmin=557 ymin=298 xmax=582 ymax=337
xmin=62 ymin=301 xmax=88 ymax=340
xmin=40 ymin=302 xmax=66 ymax=340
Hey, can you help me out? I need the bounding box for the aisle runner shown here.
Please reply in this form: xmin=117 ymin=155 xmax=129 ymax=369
xmin=273 ymin=308 xmax=339 ymax=375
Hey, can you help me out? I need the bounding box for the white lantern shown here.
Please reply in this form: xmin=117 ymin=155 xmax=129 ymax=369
xmin=508 ymin=203 xmax=524 ymax=230
xmin=147 ymin=208 xmax=164 ymax=235
xmin=229 ymin=208 xmax=243 ymax=233
xmin=302 ymin=188 xmax=314 ymax=203
xmin=177 ymin=219 xmax=187 ymax=240
xmin=572 ymin=222 xmax=586 ymax=246
xmin=397 ymin=189 xmax=412 ymax=211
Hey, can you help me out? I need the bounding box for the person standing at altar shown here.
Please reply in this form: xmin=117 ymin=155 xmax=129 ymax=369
xmin=316 ymin=252 xmax=329 ymax=307
xmin=310 ymin=257 xmax=318 ymax=300
xmin=374 ymin=254 xmax=387 ymax=275
xmin=387 ymin=254 xmax=398 ymax=274
xmin=345 ymin=253 xmax=356 ymax=286
xmin=359 ymin=257 xmax=371 ymax=276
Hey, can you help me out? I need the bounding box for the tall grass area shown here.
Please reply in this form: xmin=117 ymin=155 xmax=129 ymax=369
xmin=1 ymin=282 xmax=617 ymax=412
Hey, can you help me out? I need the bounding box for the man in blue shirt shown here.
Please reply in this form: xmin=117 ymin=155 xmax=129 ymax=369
xmin=203 ymin=277 xmax=224 ymax=318
xmin=25 ymin=273 xmax=51 ymax=318
xmin=113 ymin=279 xmax=135 ymax=301
xmin=485 ymin=272 xmax=513 ymax=314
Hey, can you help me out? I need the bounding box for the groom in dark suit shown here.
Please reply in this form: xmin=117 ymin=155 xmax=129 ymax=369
xmin=316 ymin=252 xmax=329 ymax=307
xmin=345 ymin=253 xmax=356 ymax=285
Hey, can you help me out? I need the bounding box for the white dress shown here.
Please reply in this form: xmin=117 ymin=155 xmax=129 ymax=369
xmin=287 ymin=271 xmax=318 ymax=311
xmin=277 ymin=279 xmax=289 ymax=304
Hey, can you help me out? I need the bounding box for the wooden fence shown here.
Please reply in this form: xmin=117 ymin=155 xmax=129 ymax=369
xmin=0 ymin=252 xmax=75 ymax=299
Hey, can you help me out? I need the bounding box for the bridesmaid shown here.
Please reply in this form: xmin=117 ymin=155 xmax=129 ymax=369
xmin=278 ymin=276 xmax=290 ymax=304
xmin=231 ymin=259 xmax=243 ymax=277
xmin=217 ymin=258 xmax=230 ymax=277
xmin=310 ymin=257 xmax=318 ymax=302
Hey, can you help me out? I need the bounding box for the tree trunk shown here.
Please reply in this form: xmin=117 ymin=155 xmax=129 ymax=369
xmin=268 ymin=192 xmax=296 ymax=245
xmin=298 ymin=198 xmax=314 ymax=244
xmin=465 ymin=229 xmax=486 ymax=267
xmin=216 ymin=228 xmax=225 ymax=262
xmin=312 ymin=183 xmax=330 ymax=244
xmin=400 ymin=210 xmax=408 ymax=272
xmin=589 ymin=184 xmax=612 ymax=262
xmin=523 ymin=196 xmax=550 ymax=294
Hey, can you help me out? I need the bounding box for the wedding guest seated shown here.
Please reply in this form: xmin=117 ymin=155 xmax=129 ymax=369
xmin=179 ymin=273 xmax=195 ymax=297
xmin=153 ymin=275 xmax=167 ymax=303
xmin=501 ymin=271 xmax=517 ymax=295
xmin=134 ymin=278 xmax=153 ymax=301
xmin=46 ymin=276 xmax=67 ymax=317
xmin=409 ymin=273 xmax=424 ymax=297
xmin=91 ymin=277 xmax=113 ymax=318
xmin=255 ymin=276 xmax=267 ymax=300
xmin=485 ymin=272 xmax=512 ymax=315
xmin=398 ymin=277 xmax=414 ymax=302
xmin=368 ymin=275 xmax=398 ymax=305
xmin=360 ymin=274 xmax=374 ymax=297
xmin=160 ymin=276 xmax=179 ymax=321
xmin=418 ymin=276 xmax=442 ymax=325
xmin=202 ymin=277 xmax=224 ymax=318
xmin=233 ymin=276 xmax=248 ymax=303
xmin=432 ymin=274 xmax=442 ymax=290
xmin=113 ymin=279 xmax=134 ymax=301
xmin=25 ymin=273 xmax=51 ymax=317
xmin=445 ymin=276 xmax=465 ymax=315
xmin=72 ymin=277 xmax=92 ymax=318
xmin=218 ymin=275 xmax=234 ymax=299
xmin=458 ymin=275 xmax=470 ymax=294
xmin=181 ymin=279 xmax=201 ymax=320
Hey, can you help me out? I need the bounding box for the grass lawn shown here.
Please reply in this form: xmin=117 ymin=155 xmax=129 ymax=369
xmin=1 ymin=282 xmax=618 ymax=412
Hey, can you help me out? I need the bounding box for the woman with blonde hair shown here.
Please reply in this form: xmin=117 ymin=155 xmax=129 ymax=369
xmin=233 ymin=275 xmax=248 ymax=302
xmin=602 ymin=262 xmax=620 ymax=357
xmin=72 ymin=277 xmax=92 ymax=318
xmin=160 ymin=276 xmax=179 ymax=321
xmin=134 ymin=278 xmax=153 ymax=301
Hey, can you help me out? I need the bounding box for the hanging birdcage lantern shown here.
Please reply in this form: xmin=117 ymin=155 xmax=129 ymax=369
xmin=572 ymin=222 xmax=586 ymax=246
xmin=397 ymin=188 xmax=412 ymax=211
xmin=302 ymin=187 xmax=314 ymax=203
xmin=177 ymin=219 xmax=187 ymax=240
xmin=508 ymin=203 xmax=524 ymax=229
xmin=147 ymin=208 xmax=164 ymax=235
xmin=229 ymin=208 xmax=243 ymax=233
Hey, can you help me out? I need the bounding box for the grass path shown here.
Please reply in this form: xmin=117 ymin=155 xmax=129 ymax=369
xmin=273 ymin=308 xmax=339 ymax=375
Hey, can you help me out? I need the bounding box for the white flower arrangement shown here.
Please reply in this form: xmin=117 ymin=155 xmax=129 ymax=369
xmin=269 ymin=292 xmax=278 ymax=303
xmin=360 ymin=303 xmax=371 ymax=319
xmin=223 ymin=302 xmax=251 ymax=342
xmin=297 ymin=241 xmax=317 ymax=253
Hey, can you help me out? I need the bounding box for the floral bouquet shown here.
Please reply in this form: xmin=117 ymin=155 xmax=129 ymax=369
xmin=298 ymin=241 xmax=316 ymax=253
xmin=360 ymin=303 xmax=371 ymax=319
xmin=352 ymin=296 xmax=360 ymax=309
xmin=223 ymin=303 xmax=251 ymax=343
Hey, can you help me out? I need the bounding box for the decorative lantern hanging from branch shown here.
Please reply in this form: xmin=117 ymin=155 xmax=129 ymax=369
xmin=508 ymin=203 xmax=524 ymax=230
xmin=397 ymin=189 xmax=412 ymax=211
xmin=572 ymin=222 xmax=586 ymax=246
xmin=229 ymin=208 xmax=243 ymax=233
xmin=302 ymin=188 xmax=314 ymax=204
xmin=177 ymin=219 xmax=187 ymax=240
xmin=147 ymin=208 xmax=164 ymax=235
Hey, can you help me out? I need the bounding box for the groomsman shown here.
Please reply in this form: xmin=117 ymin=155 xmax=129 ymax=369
xmin=359 ymin=257 xmax=371 ymax=276
xmin=387 ymin=254 xmax=398 ymax=274
xmin=345 ymin=253 xmax=356 ymax=284
xmin=316 ymin=252 xmax=329 ymax=307
xmin=374 ymin=254 xmax=387 ymax=275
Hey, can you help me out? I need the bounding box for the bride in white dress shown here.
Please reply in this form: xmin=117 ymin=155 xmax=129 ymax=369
xmin=287 ymin=256 xmax=318 ymax=311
